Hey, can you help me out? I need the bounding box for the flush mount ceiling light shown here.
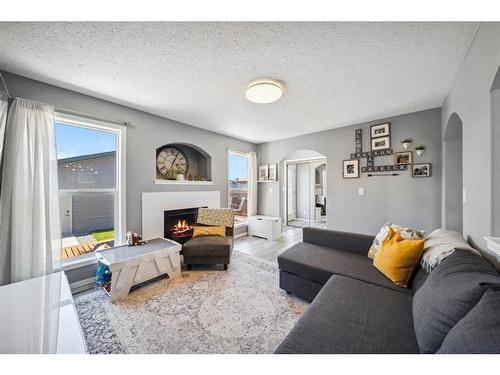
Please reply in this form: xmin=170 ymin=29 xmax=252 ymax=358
xmin=245 ymin=79 xmax=284 ymax=104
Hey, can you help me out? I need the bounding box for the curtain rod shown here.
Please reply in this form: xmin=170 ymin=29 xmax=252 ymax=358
xmin=54 ymin=107 xmax=129 ymax=127
xmin=0 ymin=72 xmax=10 ymax=97
xmin=0 ymin=71 xmax=128 ymax=126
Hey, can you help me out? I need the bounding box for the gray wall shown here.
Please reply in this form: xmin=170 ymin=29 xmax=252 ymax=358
xmin=58 ymin=153 xmax=116 ymax=189
xmin=492 ymin=70 xmax=500 ymax=237
xmin=441 ymin=22 xmax=500 ymax=249
xmin=257 ymin=108 xmax=442 ymax=235
xmin=71 ymin=193 xmax=114 ymax=235
xmin=2 ymin=72 xmax=257 ymax=236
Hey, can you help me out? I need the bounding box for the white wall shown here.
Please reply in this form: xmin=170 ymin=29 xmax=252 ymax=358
xmin=441 ymin=22 xmax=500 ymax=249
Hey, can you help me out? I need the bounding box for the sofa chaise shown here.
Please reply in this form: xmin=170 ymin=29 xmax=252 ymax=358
xmin=276 ymin=227 xmax=500 ymax=354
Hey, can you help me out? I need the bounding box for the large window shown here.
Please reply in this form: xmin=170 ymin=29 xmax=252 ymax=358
xmin=55 ymin=114 xmax=126 ymax=264
xmin=228 ymin=150 xmax=250 ymax=224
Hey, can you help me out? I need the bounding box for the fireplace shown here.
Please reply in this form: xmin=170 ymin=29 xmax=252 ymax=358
xmin=164 ymin=207 xmax=199 ymax=244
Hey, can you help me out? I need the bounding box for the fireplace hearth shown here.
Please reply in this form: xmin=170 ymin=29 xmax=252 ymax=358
xmin=164 ymin=207 xmax=199 ymax=244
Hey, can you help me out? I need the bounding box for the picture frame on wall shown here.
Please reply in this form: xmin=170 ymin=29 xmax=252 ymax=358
xmin=370 ymin=122 xmax=390 ymax=138
xmin=342 ymin=159 xmax=359 ymax=179
xmin=268 ymin=164 xmax=278 ymax=181
xmin=258 ymin=165 xmax=269 ymax=180
xmin=412 ymin=163 xmax=431 ymax=177
xmin=395 ymin=151 xmax=413 ymax=165
xmin=371 ymin=136 xmax=391 ymax=151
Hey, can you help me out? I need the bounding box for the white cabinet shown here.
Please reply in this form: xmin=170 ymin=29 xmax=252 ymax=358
xmin=0 ymin=272 xmax=86 ymax=354
xmin=249 ymin=215 xmax=282 ymax=241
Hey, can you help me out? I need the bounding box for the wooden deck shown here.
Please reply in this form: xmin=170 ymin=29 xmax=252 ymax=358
xmin=62 ymin=241 xmax=110 ymax=259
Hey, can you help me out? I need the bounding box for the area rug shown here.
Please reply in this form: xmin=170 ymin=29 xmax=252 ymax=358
xmin=74 ymin=251 xmax=308 ymax=354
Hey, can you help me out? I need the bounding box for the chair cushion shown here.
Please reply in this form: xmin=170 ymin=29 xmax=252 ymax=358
xmin=277 ymin=242 xmax=412 ymax=294
xmin=412 ymin=250 xmax=500 ymax=353
xmin=192 ymin=226 xmax=226 ymax=237
xmin=275 ymin=275 xmax=420 ymax=354
xmin=437 ymin=288 xmax=500 ymax=353
xmin=182 ymin=236 xmax=233 ymax=257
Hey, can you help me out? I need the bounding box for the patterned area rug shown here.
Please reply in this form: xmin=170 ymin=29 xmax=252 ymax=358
xmin=74 ymin=251 xmax=307 ymax=354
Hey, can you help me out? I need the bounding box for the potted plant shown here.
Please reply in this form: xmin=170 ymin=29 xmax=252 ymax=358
xmin=415 ymin=145 xmax=425 ymax=157
xmin=174 ymin=163 xmax=186 ymax=181
xmin=401 ymin=138 xmax=412 ymax=149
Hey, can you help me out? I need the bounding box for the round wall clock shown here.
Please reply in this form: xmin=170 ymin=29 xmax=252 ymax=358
xmin=156 ymin=145 xmax=189 ymax=176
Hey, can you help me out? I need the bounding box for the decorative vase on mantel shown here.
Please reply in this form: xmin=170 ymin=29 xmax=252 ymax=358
xmin=176 ymin=174 xmax=185 ymax=181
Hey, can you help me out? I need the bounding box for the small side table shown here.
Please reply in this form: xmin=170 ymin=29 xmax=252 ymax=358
xmin=95 ymin=238 xmax=181 ymax=301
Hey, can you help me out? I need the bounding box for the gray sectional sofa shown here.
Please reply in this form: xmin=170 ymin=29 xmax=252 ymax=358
xmin=276 ymin=227 xmax=500 ymax=354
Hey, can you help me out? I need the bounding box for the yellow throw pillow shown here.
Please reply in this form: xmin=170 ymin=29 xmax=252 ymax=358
xmin=192 ymin=226 xmax=226 ymax=237
xmin=373 ymin=228 xmax=425 ymax=287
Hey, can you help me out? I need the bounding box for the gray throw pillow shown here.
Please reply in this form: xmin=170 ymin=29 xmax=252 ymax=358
xmin=412 ymin=250 xmax=500 ymax=353
xmin=437 ymin=288 xmax=500 ymax=353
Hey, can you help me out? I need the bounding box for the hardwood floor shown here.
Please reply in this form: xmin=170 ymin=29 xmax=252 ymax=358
xmin=234 ymin=226 xmax=303 ymax=263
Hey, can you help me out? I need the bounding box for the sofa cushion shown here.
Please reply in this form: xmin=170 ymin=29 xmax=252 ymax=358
xmin=437 ymin=288 xmax=500 ymax=353
xmin=182 ymin=236 xmax=233 ymax=257
xmin=412 ymin=250 xmax=500 ymax=353
xmin=277 ymin=242 xmax=412 ymax=294
xmin=275 ymin=275 xmax=420 ymax=354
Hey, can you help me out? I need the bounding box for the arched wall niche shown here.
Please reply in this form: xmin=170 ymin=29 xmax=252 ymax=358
xmin=156 ymin=142 xmax=212 ymax=181
xmin=443 ymin=113 xmax=463 ymax=233
xmin=491 ymin=64 xmax=500 ymax=235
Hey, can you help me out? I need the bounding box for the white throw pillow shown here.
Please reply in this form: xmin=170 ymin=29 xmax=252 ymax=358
xmin=367 ymin=222 xmax=425 ymax=259
xmin=420 ymin=229 xmax=480 ymax=273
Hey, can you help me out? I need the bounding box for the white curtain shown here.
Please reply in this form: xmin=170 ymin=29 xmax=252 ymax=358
xmin=0 ymin=98 xmax=61 ymax=286
xmin=247 ymin=151 xmax=258 ymax=217
xmin=0 ymin=93 xmax=8 ymax=172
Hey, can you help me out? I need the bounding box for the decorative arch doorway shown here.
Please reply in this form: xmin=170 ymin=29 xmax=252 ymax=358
xmin=281 ymin=150 xmax=327 ymax=228
xmin=443 ymin=113 xmax=463 ymax=233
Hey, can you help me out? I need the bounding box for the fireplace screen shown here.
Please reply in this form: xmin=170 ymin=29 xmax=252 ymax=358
xmin=164 ymin=208 xmax=198 ymax=244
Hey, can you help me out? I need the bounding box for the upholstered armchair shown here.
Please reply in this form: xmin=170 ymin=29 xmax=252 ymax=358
xmin=182 ymin=208 xmax=235 ymax=270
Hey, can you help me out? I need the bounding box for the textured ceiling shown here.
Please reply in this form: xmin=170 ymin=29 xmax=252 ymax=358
xmin=0 ymin=22 xmax=479 ymax=143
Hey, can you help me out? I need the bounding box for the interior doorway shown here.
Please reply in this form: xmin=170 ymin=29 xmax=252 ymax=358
xmin=285 ymin=156 xmax=327 ymax=229
xmin=443 ymin=113 xmax=463 ymax=233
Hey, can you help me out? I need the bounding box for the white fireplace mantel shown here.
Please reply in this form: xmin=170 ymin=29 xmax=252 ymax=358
xmin=141 ymin=191 xmax=221 ymax=240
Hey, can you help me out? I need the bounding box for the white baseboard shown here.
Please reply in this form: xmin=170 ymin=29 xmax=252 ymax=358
xmin=234 ymin=232 xmax=248 ymax=239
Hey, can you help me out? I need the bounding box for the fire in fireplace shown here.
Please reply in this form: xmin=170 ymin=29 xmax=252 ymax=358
xmin=164 ymin=207 xmax=200 ymax=244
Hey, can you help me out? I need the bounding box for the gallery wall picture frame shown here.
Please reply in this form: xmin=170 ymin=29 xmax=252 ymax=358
xmin=371 ymin=136 xmax=391 ymax=151
xmin=370 ymin=122 xmax=390 ymax=138
xmin=343 ymin=159 xmax=359 ymax=179
xmin=412 ymin=163 xmax=432 ymax=177
xmin=395 ymin=151 xmax=413 ymax=165
xmin=258 ymin=165 xmax=269 ymax=180
xmin=268 ymin=163 xmax=278 ymax=181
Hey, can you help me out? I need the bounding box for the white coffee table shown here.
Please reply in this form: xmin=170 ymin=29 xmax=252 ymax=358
xmin=95 ymin=238 xmax=182 ymax=301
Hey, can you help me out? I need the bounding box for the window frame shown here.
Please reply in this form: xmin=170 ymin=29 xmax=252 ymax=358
xmin=227 ymin=149 xmax=251 ymax=226
xmin=55 ymin=112 xmax=127 ymax=269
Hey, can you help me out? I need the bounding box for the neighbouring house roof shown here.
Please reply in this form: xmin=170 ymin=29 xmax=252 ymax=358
xmin=58 ymin=151 xmax=116 ymax=164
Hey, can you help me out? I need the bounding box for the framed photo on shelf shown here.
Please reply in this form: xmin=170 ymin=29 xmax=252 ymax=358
xmin=412 ymin=163 xmax=431 ymax=177
xmin=371 ymin=136 xmax=391 ymax=151
xmin=395 ymin=151 xmax=413 ymax=165
xmin=268 ymin=164 xmax=278 ymax=181
xmin=258 ymin=165 xmax=269 ymax=180
xmin=342 ymin=159 xmax=359 ymax=179
xmin=370 ymin=122 xmax=390 ymax=138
